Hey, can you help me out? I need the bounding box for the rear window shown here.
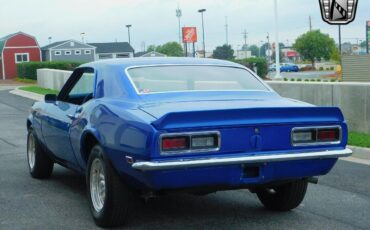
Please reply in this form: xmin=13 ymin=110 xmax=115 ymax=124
xmin=127 ymin=65 xmax=268 ymax=94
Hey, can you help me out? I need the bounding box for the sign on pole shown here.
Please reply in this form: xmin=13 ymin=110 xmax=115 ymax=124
xmin=367 ymin=21 xmax=370 ymax=54
xmin=182 ymin=27 xmax=197 ymax=43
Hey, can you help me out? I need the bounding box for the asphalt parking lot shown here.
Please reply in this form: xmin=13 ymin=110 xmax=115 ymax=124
xmin=0 ymin=88 xmax=369 ymax=229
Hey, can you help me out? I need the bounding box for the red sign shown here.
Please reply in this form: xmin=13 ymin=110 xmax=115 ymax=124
xmin=287 ymin=51 xmax=298 ymax=57
xmin=182 ymin=27 xmax=197 ymax=43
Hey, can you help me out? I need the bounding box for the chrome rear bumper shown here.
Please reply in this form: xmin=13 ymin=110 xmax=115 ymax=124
xmin=132 ymin=148 xmax=352 ymax=171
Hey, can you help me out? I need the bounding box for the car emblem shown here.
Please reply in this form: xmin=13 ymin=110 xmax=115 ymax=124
xmin=319 ymin=0 xmax=358 ymax=25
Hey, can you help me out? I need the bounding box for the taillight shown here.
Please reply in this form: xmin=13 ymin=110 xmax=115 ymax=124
xmin=292 ymin=126 xmax=341 ymax=146
xmin=160 ymin=132 xmax=220 ymax=154
xmin=317 ymin=129 xmax=340 ymax=142
xmin=162 ymin=136 xmax=189 ymax=151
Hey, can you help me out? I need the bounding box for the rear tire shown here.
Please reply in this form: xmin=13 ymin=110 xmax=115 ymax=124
xmin=27 ymin=129 xmax=54 ymax=179
xmin=86 ymin=145 xmax=133 ymax=228
xmin=256 ymin=180 xmax=308 ymax=211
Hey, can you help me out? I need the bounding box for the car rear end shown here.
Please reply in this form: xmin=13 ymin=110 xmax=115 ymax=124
xmin=129 ymin=106 xmax=351 ymax=191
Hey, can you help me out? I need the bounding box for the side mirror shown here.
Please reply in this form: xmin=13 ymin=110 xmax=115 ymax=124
xmin=45 ymin=94 xmax=57 ymax=103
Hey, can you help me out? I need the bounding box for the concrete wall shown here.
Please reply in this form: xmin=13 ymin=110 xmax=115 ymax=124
xmin=268 ymin=81 xmax=370 ymax=133
xmin=36 ymin=68 xmax=370 ymax=133
xmin=37 ymin=69 xmax=72 ymax=91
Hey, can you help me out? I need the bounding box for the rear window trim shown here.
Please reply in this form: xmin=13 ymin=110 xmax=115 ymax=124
xmin=124 ymin=64 xmax=272 ymax=95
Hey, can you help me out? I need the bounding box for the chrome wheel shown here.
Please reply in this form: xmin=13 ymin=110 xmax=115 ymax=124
xmin=90 ymin=158 xmax=106 ymax=212
xmin=27 ymin=133 xmax=36 ymax=170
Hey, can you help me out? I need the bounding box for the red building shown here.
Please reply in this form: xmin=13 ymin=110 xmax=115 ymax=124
xmin=0 ymin=32 xmax=41 ymax=80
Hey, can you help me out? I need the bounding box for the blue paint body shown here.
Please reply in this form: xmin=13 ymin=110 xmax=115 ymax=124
xmin=28 ymin=58 xmax=348 ymax=191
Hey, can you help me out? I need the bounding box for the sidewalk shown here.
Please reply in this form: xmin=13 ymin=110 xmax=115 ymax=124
xmin=9 ymin=87 xmax=44 ymax=101
xmin=343 ymin=146 xmax=370 ymax=165
xmin=0 ymin=79 xmax=27 ymax=85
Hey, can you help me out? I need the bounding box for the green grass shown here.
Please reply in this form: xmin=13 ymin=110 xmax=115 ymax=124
xmin=19 ymin=86 xmax=59 ymax=95
xmin=15 ymin=77 xmax=37 ymax=84
xmin=348 ymin=132 xmax=370 ymax=148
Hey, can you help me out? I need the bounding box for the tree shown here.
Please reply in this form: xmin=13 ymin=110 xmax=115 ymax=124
xmin=259 ymin=43 xmax=269 ymax=57
xmin=293 ymin=30 xmax=336 ymax=67
xmin=360 ymin=40 xmax=367 ymax=48
xmin=248 ymin=45 xmax=259 ymax=57
xmin=213 ymin=44 xmax=234 ymax=60
xmin=155 ymin=42 xmax=183 ymax=57
xmin=147 ymin=45 xmax=156 ymax=52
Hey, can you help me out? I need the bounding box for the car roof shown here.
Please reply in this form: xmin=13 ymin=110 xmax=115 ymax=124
xmin=81 ymin=57 xmax=244 ymax=69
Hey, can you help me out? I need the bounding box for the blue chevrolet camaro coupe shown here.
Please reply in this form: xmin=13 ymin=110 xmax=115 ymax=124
xmin=27 ymin=58 xmax=351 ymax=227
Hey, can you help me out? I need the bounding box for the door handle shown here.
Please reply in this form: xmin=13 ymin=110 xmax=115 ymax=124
xmin=67 ymin=106 xmax=83 ymax=120
xmin=67 ymin=114 xmax=79 ymax=120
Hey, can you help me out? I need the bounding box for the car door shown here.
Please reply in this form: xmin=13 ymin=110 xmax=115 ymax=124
xmin=42 ymin=67 xmax=95 ymax=167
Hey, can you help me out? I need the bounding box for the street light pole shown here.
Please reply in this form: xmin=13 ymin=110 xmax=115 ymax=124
xmin=267 ymin=32 xmax=270 ymax=63
xmin=81 ymin=33 xmax=85 ymax=43
xmin=274 ymin=0 xmax=282 ymax=79
xmin=126 ymin=25 xmax=132 ymax=45
xmin=198 ymin=9 xmax=206 ymax=58
xmin=176 ymin=8 xmax=182 ymax=44
xmin=225 ymin=16 xmax=229 ymax=45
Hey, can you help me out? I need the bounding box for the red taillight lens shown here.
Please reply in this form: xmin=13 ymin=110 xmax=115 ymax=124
xmin=162 ymin=137 xmax=189 ymax=151
xmin=317 ymin=129 xmax=339 ymax=142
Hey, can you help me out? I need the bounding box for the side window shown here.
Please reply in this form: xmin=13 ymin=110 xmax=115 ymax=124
xmin=59 ymin=68 xmax=95 ymax=105
xmin=69 ymin=71 xmax=95 ymax=97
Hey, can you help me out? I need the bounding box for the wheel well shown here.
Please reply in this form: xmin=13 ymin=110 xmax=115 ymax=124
xmin=27 ymin=119 xmax=32 ymax=130
xmin=82 ymin=133 xmax=99 ymax=163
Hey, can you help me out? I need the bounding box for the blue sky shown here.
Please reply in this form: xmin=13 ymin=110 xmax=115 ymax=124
xmin=0 ymin=0 xmax=369 ymax=51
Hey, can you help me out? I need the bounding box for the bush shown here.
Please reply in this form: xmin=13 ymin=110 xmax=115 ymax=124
xmin=290 ymin=78 xmax=295 ymax=81
xmin=304 ymin=79 xmax=309 ymax=82
xmin=297 ymin=78 xmax=302 ymax=82
xmin=284 ymin=78 xmax=288 ymax=81
xmin=319 ymin=67 xmax=324 ymax=71
xmin=233 ymin=57 xmax=268 ymax=78
xmin=330 ymin=66 xmax=335 ymax=71
xmin=17 ymin=61 xmax=85 ymax=80
xmin=299 ymin=65 xmax=315 ymax=71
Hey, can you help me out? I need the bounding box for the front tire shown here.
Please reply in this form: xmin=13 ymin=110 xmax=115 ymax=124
xmin=86 ymin=145 xmax=132 ymax=228
xmin=256 ymin=180 xmax=308 ymax=211
xmin=27 ymin=129 xmax=54 ymax=179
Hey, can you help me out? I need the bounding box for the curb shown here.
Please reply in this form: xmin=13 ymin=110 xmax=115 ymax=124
xmin=348 ymin=145 xmax=370 ymax=161
xmin=9 ymin=87 xmax=44 ymax=102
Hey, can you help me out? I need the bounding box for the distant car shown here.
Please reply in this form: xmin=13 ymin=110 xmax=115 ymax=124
xmin=269 ymin=63 xmax=299 ymax=72
xmin=280 ymin=64 xmax=299 ymax=72
xmin=268 ymin=64 xmax=276 ymax=72
xmin=27 ymin=58 xmax=351 ymax=227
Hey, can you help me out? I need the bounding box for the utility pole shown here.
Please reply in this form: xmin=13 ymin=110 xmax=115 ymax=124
xmin=242 ymin=30 xmax=248 ymax=49
xmin=274 ymin=0 xmax=281 ymax=79
xmin=225 ymin=16 xmax=229 ymax=45
xmin=176 ymin=7 xmax=182 ymax=44
xmin=338 ymin=25 xmax=342 ymax=54
xmin=309 ymin=16 xmax=312 ymax=32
